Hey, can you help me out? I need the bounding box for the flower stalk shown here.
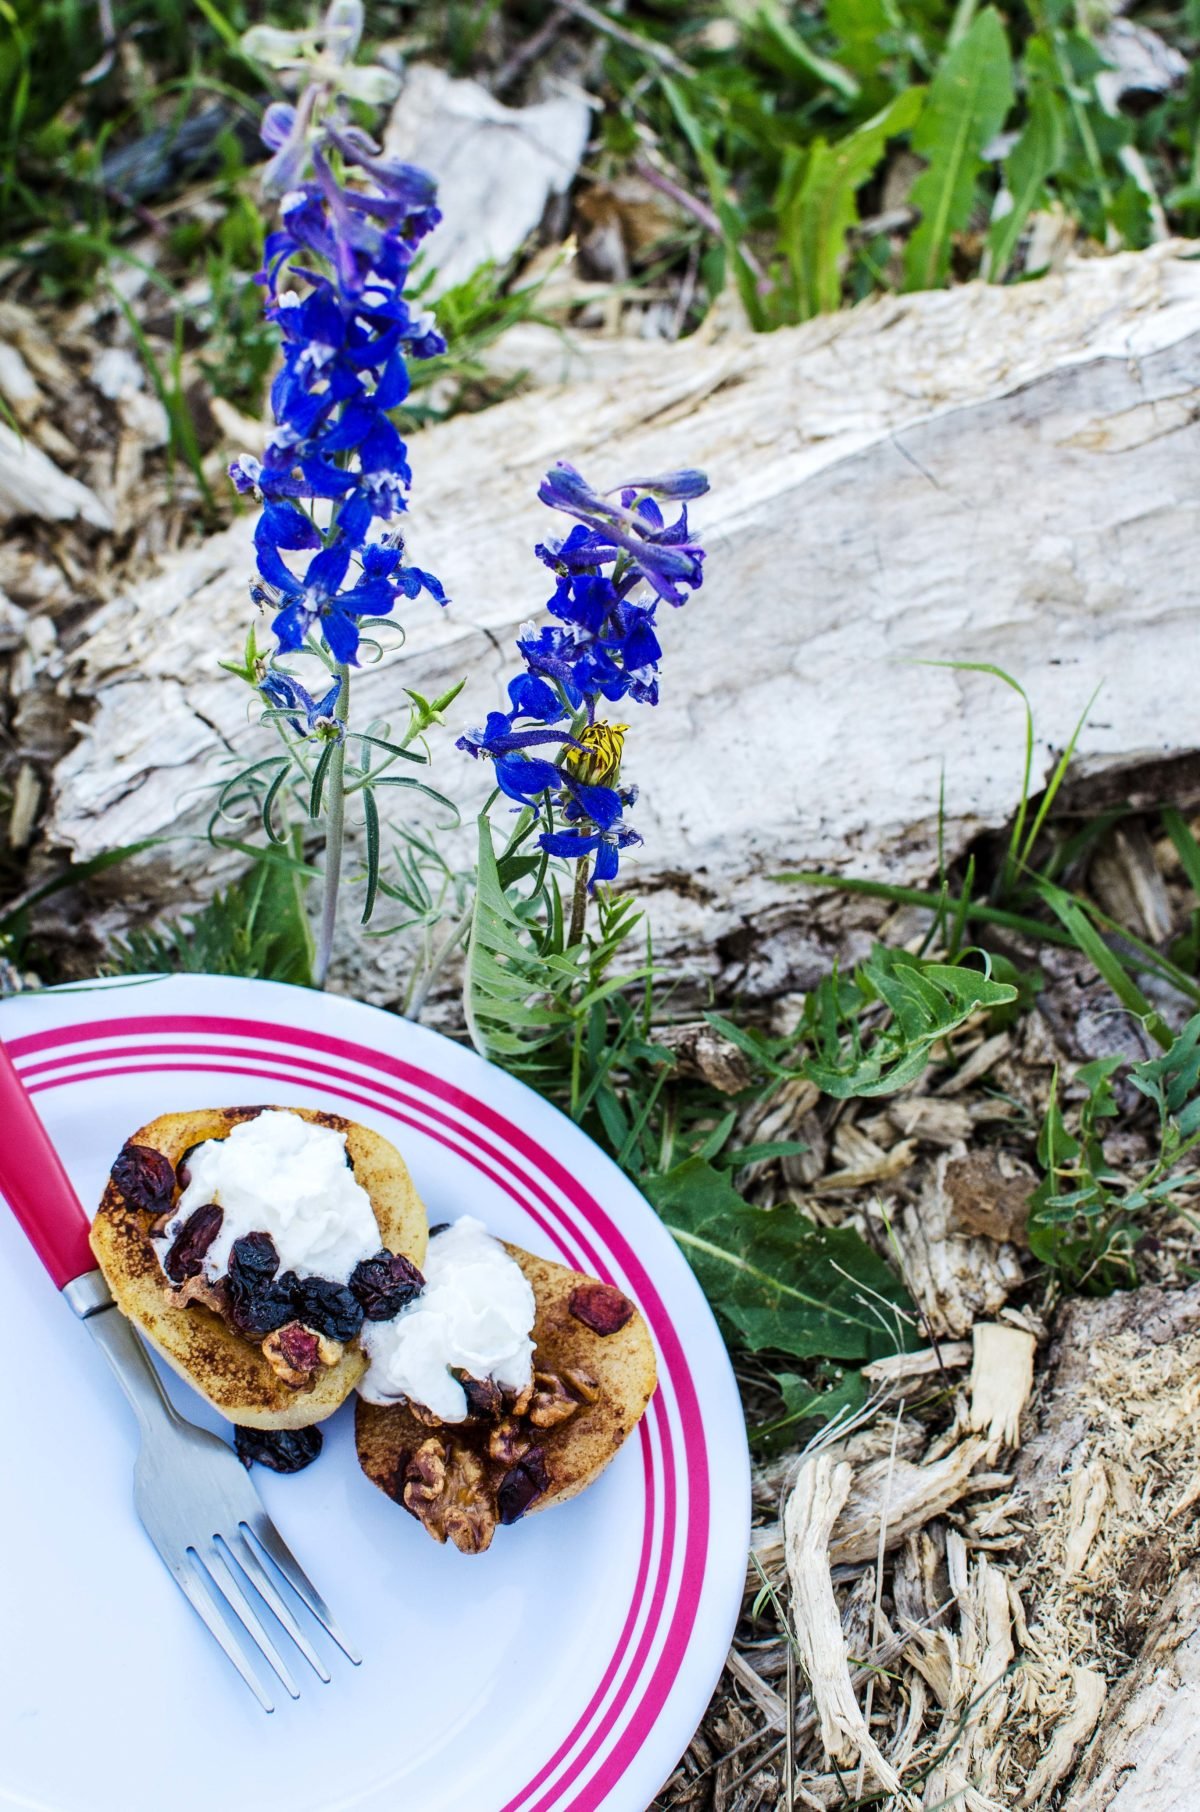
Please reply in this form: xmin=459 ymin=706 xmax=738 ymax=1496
xmin=226 ymin=0 xmax=451 ymax=981
xmin=313 ymin=662 xmax=349 ymax=986
xmin=458 ymin=462 xmax=709 ymax=940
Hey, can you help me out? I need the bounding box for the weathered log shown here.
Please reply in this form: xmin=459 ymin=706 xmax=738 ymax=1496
xmin=1059 ymin=1566 xmax=1200 ymax=1811
xmin=45 ymin=241 xmax=1200 ymax=999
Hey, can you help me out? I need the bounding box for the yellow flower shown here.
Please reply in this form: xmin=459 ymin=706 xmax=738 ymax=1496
xmin=564 ymin=721 xmax=629 ymax=787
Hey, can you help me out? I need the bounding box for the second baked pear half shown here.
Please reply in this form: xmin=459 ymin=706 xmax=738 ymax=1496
xmin=91 ymin=1105 xmax=428 ymax=1429
xmin=356 ymin=1218 xmax=657 ymax=1553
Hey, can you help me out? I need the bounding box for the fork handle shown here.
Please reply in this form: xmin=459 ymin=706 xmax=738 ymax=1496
xmin=0 ymin=1034 xmax=97 ymax=1291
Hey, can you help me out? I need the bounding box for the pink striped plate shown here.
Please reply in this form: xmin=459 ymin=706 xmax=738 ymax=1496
xmin=0 ymin=974 xmax=748 ymax=1812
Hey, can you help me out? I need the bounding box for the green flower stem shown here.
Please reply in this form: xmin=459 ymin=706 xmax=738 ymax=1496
xmin=313 ymin=662 xmax=350 ymax=988
xmin=567 ymin=854 xmax=591 ymax=948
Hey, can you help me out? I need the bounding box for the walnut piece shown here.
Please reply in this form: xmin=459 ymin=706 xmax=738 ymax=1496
xmin=488 ymin=1417 xmax=532 ymax=1466
xmin=167 ymin=1274 xmax=228 ymax=1316
xmin=562 ymin=1366 xmax=601 ymax=1403
xmin=528 ymin=1370 xmax=584 ymax=1430
xmin=261 ymin=1321 xmax=332 ymax=1390
xmin=402 ymin=1437 xmax=497 ymax=1554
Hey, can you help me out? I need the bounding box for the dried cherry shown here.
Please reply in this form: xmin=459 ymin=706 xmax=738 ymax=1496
xmin=228 ymin=1231 xmax=280 ymax=1287
xmin=349 ymin=1249 xmax=425 ymax=1320
xmin=162 ymin=1203 xmax=224 ymax=1283
xmin=111 ymin=1143 xmax=177 ymax=1214
xmin=497 ymin=1446 xmax=550 ymax=1524
xmin=234 ymin=1424 xmax=323 ymax=1473
xmin=226 ymin=1232 xmax=295 ymax=1336
xmin=289 ymin=1275 xmax=364 ymax=1342
xmin=459 ymin=1373 xmax=503 ymax=1419
xmin=568 ymin=1282 xmax=634 ymax=1336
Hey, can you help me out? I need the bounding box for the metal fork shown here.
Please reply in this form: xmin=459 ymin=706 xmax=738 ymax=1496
xmin=0 ymin=1035 xmax=360 ymax=1711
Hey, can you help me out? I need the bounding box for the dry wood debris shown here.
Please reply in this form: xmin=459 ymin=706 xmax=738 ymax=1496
xmin=658 ymin=1280 xmax=1200 ymax=1810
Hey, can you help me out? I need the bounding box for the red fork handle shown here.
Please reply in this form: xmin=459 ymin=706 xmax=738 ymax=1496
xmin=0 ymin=1034 xmax=96 ymax=1289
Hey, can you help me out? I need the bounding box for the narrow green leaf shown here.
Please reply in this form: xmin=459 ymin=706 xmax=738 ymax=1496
xmin=752 ymin=4 xmax=860 ymax=102
xmin=987 ymin=83 xmax=1064 ymax=278
xmin=1036 ymin=881 xmax=1171 ymax=1049
xmin=260 ymin=761 xmax=291 ymax=845
xmin=361 ymin=786 xmax=380 ymax=924
xmin=309 ymin=740 xmax=337 ymax=819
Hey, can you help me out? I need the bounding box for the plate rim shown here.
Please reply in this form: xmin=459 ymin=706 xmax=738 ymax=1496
xmin=0 ymin=974 xmax=750 ymax=1812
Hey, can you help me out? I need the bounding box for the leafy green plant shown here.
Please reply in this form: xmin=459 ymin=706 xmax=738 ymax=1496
xmin=986 ymin=67 xmax=1064 ymax=278
xmin=775 ymin=86 xmax=924 ymax=319
xmin=106 ymin=835 xmax=315 ymax=986
xmin=1029 ymin=1019 xmax=1200 ymax=1290
xmin=708 ymin=944 xmax=1016 ymax=1098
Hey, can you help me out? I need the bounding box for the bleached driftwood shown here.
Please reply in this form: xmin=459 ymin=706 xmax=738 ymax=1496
xmin=0 ymin=421 xmax=113 ymax=530
xmin=44 ymin=241 xmax=1200 ymax=998
xmin=383 ymin=63 xmax=591 ymax=295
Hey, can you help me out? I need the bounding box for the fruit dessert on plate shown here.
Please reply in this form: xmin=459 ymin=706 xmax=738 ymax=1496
xmin=356 ymin=1219 xmax=657 ymax=1554
xmin=91 ymin=1102 xmax=657 ymax=1538
xmin=90 ymin=1106 xmax=428 ymax=1433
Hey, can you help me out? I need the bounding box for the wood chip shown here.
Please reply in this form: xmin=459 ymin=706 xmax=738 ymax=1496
xmin=862 ymin=1340 xmax=972 ymax=1384
xmin=888 ymin=1097 xmax=973 ymax=1146
xmin=829 ymin=1438 xmax=990 ymax=1567
xmin=0 ymin=423 xmax=113 ymax=530
xmin=815 ymin=1131 xmax=918 ymax=1192
xmin=724 ymin=1646 xmax=787 ymax=1732
xmin=937 ymin=1030 xmax=1012 ymax=1094
xmin=969 ymin=1322 xmax=1037 ymax=1454
xmin=1020 ymin=1666 xmax=1107 ymax=1807
xmin=1063 ymin=1458 xmax=1109 ymax=1575
xmin=782 ymin=1456 xmax=903 ymax=1795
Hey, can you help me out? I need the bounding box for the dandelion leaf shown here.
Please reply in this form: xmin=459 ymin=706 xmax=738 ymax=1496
xmin=645 ymin=1156 xmax=915 ymax=1362
xmin=904 ymin=7 xmax=1014 ymax=292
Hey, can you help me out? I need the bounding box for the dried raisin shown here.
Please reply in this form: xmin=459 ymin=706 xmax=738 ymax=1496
xmin=349 ymin=1249 xmax=425 ymax=1320
xmin=111 ymin=1143 xmax=177 ymax=1214
xmin=568 ymin=1282 xmax=634 ymax=1336
xmin=162 ymin=1203 xmax=224 ymax=1283
xmin=497 ymin=1446 xmax=550 ymax=1524
xmin=289 ymin=1275 xmax=364 ymax=1342
xmin=234 ymin=1424 xmax=323 ymax=1473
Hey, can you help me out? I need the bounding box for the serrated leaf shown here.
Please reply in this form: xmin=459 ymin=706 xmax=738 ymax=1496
xmin=903 ymin=7 xmax=1014 ymax=292
xmin=463 ymin=815 xmax=569 ymax=1060
xmin=644 ymin=1156 xmax=915 ymax=1362
xmin=780 ymin=87 xmax=924 ymax=317
xmin=760 ymin=1368 xmax=868 ymax=1444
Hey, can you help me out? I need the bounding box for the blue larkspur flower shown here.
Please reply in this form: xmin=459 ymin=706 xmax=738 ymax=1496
xmin=232 ymin=87 xmax=447 ymax=670
xmin=458 ymin=464 xmax=709 ymax=886
xmin=259 ymin=669 xmax=344 ymax=740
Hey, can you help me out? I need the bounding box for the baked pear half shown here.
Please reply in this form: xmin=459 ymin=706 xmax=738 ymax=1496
xmin=356 ymin=1245 xmax=657 ymax=1553
xmin=91 ymin=1105 xmax=428 ymax=1430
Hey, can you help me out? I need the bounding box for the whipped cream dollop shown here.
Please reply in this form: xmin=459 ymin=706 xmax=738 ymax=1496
xmin=358 ymin=1216 xmax=535 ymax=1420
xmin=158 ymin=1109 xmax=380 ymax=1283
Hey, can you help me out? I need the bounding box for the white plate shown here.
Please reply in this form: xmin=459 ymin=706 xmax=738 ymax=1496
xmin=0 ymin=974 xmax=748 ymax=1812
